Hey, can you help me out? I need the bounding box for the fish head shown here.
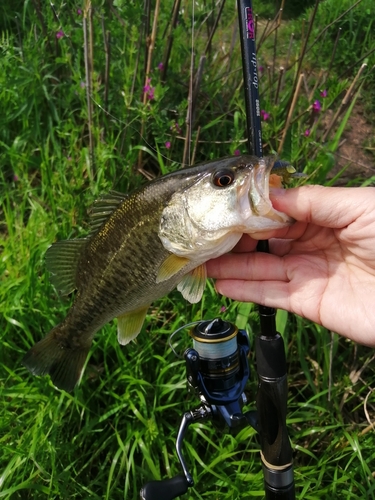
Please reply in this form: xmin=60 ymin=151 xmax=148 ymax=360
xmin=159 ymin=155 xmax=294 ymax=260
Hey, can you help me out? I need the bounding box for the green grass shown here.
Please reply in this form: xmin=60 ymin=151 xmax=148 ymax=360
xmin=1 ymin=0 xmax=375 ymax=499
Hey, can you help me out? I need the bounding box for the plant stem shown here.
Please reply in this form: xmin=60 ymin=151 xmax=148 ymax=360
xmin=161 ymin=0 xmax=181 ymax=82
xmin=191 ymin=126 xmax=201 ymax=165
xmin=138 ymin=0 xmax=161 ymax=171
xmin=285 ymin=0 xmax=319 ymax=118
xmin=143 ymin=0 xmax=161 ymax=103
xmin=274 ymin=66 xmax=284 ymax=105
xmin=308 ymin=69 xmax=323 ymax=101
xmin=204 ymin=0 xmax=226 ymax=55
xmin=192 ymin=55 xmax=206 ymax=125
xmin=83 ymin=0 xmax=95 ymax=177
xmin=182 ymin=51 xmax=195 ymax=167
xmin=279 ymin=32 xmax=294 ymax=94
xmin=103 ymin=25 xmax=110 ymax=111
xmin=257 ymin=18 xmax=270 ymax=48
xmin=278 ymin=72 xmax=304 ymax=155
xmin=323 ymin=63 xmax=367 ymax=142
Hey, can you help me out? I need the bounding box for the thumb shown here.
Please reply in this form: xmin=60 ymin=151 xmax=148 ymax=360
xmin=270 ymin=185 xmax=372 ymax=228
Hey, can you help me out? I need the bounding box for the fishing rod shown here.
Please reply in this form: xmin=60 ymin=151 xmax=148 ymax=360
xmin=237 ymin=0 xmax=295 ymax=498
xmin=140 ymin=2 xmax=295 ymax=499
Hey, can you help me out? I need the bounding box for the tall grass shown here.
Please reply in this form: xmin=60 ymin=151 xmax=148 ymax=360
xmin=1 ymin=1 xmax=375 ymax=498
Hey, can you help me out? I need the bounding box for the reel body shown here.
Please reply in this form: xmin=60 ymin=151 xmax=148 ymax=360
xmin=185 ymin=318 xmax=251 ymax=430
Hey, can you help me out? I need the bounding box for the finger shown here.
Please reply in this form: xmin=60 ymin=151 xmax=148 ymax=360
xmin=252 ymin=220 xmax=311 ymax=242
xmin=206 ymin=252 xmax=288 ymax=281
xmin=234 ymin=222 xmax=310 ymax=251
xmin=270 ymin=185 xmax=375 ymax=228
xmin=215 ymin=279 xmax=292 ymax=312
xmin=269 ymin=238 xmax=294 ymax=256
xmin=231 ymin=234 xmax=259 ymax=253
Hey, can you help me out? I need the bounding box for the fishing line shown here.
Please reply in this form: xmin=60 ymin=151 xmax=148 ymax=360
xmin=169 ymin=320 xmax=204 ymax=359
xmin=168 ymin=318 xmax=238 ymax=361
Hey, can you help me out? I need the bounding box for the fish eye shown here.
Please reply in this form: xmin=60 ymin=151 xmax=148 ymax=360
xmin=212 ymin=170 xmax=235 ymax=187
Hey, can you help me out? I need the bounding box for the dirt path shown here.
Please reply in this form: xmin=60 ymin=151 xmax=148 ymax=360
xmin=331 ymin=107 xmax=375 ymax=184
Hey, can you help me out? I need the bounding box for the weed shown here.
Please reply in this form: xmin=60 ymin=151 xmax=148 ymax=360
xmin=1 ymin=1 xmax=375 ymax=498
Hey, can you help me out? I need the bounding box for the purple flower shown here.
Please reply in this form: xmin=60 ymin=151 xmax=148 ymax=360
xmin=165 ymin=141 xmax=171 ymax=149
xmin=312 ymin=100 xmax=321 ymax=113
xmin=158 ymin=62 xmax=164 ymax=71
xmin=56 ymin=30 xmax=64 ymax=39
xmin=143 ymin=78 xmax=151 ymax=92
xmin=143 ymin=78 xmax=155 ymax=100
xmin=13 ymin=174 xmax=19 ymax=182
xmin=304 ymin=129 xmax=310 ymax=137
xmin=260 ymin=110 xmax=270 ymax=121
xmin=77 ymin=8 xmax=82 ymax=15
xmin=220 ymin=306 xmax=227 ymax=313
xmin=80 ymin=81 xmax=86 ymax=88
xmin=258 ymin=65 xmax=264 ymax=74
xmin=170 ymin=122 xmax=182 ymax=134
xmin=320 ymin=89 xmax=328 ymax=98
xmin=234 ymin=149 xmax=241 ymax=156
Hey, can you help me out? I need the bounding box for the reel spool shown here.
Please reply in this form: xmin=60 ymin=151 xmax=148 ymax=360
xmin=184 ymin=318 xmax=250 ymax=417
xmin=188 ymin=318 xmax=240 ymax=392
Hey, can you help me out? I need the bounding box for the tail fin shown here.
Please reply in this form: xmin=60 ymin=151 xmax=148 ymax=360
xmin=22 ymin=326 xmax=90 ymax=392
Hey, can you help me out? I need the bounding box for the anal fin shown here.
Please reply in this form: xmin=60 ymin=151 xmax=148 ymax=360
xmin=117 ymin=306 xmax=149 ymax=345
xmin=177 ymin=264 xmax=207 ymax=304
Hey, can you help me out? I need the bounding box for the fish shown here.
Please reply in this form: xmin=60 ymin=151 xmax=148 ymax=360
xmin=22 ymin=155 xmax=294 ymax=392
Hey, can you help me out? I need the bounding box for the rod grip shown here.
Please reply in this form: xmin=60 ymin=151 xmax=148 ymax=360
xmin=255 ymin=334 xmax=293 ymax=467
xmin=264 ymin=477 xmax=296 ymax=500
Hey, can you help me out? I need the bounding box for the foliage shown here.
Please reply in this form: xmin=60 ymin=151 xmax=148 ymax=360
xmin=307 ymin=0 xmax=375 ymax=117
xmin=1 ymin=0 xmax=375 ymax=499
xmin=311 ymin=0 xmax=375 ymax=70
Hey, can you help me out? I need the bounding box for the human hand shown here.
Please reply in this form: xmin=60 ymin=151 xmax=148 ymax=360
xmin=206 ymin=185 xmax=375 ymax=347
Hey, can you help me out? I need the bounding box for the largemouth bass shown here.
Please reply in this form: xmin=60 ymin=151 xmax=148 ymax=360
xmin=23 ymin=155 xmax=293 ymax=392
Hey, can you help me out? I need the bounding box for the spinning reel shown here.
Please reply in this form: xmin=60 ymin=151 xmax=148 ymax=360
xmin=140 ymin=317 xmax=294 ymax=500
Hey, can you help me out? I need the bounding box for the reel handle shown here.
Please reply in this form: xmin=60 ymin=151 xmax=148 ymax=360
xmin=140 ymin=474 xmax=189 ymax=500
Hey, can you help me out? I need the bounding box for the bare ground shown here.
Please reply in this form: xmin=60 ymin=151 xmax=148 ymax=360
xmin=326 ymin=107 xmax=375 ymax=185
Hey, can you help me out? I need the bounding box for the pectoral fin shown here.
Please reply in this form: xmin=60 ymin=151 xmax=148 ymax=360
xmin=177 ymin=264 xmax=207 ymax=304
xmin=156 ymin=254 xmax=190 ymax=283
xmin=117 ymin=306 xmax=149 ymax=345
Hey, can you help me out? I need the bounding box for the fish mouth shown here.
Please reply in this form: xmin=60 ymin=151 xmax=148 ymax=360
xmin=249 ymin=157 xmax=292 ymax=224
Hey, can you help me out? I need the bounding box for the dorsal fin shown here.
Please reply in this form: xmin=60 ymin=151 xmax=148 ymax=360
xmin=45 ymin=239 xmax=87 ymax=295
xmin=89 ymin=190 xmax=127 ymax=234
